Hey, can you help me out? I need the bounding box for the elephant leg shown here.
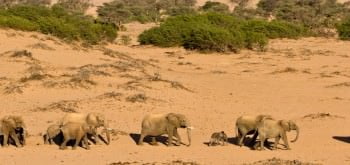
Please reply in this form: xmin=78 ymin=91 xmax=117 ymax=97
xmin=281 ymin=132 xmax=290 ymax=150
xmin=238 ymin=132 xmax=246 ymax=147
xmin=73 ymin=136 xmax=82 ymax=150
xmin=3 ymin=134 xmax=9 ymax=147
xmin=221 ymin=139 xmax=225 ymax=146
xmin=150 ymin=137 xmax=158 ymax=146
xmin=249 ymin=131 xmax=259 ymax=146
xmin=259 ymin=135 xmax=266 ymax=151
xmin=167 ymin=127 xmax=174 ymax=146
xmin=173 ymin=129 xmax=181 ymax=146
xmin=138 ymin=133 xmax=146 ymax=146
xmin=84 ymin=135 xmax=90 ymax=150
xmin=273 ymin=136 xmax=280 ymax=150
xmin=94 ymin=133 xmax=102 ymax=145
xmin=60 ymin=138 xmax=69 ymax=150
xmin=10 ymin=132 xmax=22 ymax=147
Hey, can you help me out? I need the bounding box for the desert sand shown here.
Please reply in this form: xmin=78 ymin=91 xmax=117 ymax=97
xmin=0 ymin=22 xmax=349 ymax=165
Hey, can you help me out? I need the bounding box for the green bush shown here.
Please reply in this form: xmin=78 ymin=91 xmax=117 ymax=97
xmin=139 ymin=13 xmax=305 ymax=52
xmin=201 ymin=1 xmax=230 ymax=13
xmin=242 ymin=19 xmax=306 ymax=39
xmin=256 ymin=0 xmax=350 ymax=36
xmin=337 ymin=17 xmax=350 ymax=40
xmin=0 ymin=5 xmax=117 ymax=44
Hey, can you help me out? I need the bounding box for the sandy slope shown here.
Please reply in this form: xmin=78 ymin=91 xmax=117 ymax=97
xmin=0 ymin=23 xmax=350 ymax=165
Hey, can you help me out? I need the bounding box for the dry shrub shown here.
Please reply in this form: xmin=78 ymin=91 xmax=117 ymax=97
xmin=28 ymin=43 xmax=55 ymax=50
xmin=33 ymin=100 xmax=78 ymax=113
xmin=3 ymin=83 xmax=25 ymax=94
xmin=10 ymin=50 xmax=33 ymax=59
xmin=270 ymin=67 xmax=298 ymax=74
xmin=126 ymin=93 xmax=147 ymax=103
xmin=243 ymin=157 xmax=321 ymax=165
xmin=303 ymin=113 xmax=344 ymax=120
xmin=326 ymin=82 xmax=350 ymax=88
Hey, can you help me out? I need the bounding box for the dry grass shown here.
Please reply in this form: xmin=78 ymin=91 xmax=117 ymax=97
xmin=32 ymin=100 xmax=78 ymax=113
xmin=109 ymin=160 xmax=199 ymax=165
xmin=302 ymin=113 xmax=345 ymax=120
xmin=243 ymin=157 xmax=321 ymax=165
xmin=28 ymin=42 xmax=55 ymax=50
xmin=326 ymin=82 xmax=350 ymax=88
xmin=3 ymin=83 xmax=25 ymax=94
xmin=96 ymin=92 xmax=123 ymax=100
xmin=270 ymin=67 xmax=298 ymax=74
xmin=126 ymin=93 xmax=147 ymax=103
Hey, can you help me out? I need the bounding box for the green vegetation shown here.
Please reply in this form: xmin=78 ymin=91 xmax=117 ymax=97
xmin=337 ymin=17 xmax=350 ymax=40
xmin=0 ymin=5 xmax=117 ymax=44
xmin=97 ymin=0 xmax=196 ymax=26
xmin=255 ymin=0 xmax=350 ymax=36
xmin=139 ymin=13 xmax=306 ymax=52
xmin=200 ymin=1 xmax=230 ymax=13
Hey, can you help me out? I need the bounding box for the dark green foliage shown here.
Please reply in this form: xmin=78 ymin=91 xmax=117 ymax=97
xmin=139 ymin=13 xmax=305 ymax=52
xmin=337 ymin=17 xmax=350 ymax=40
xmin=201 ymin=1 xmax=230 ymax=13
xmin=97 ymin=0 xmax=197 ymax=24
xmin=256 ymin=0 xmax=350 ymax=36
xmin=0 ymin=5 xmax=117 ymax=44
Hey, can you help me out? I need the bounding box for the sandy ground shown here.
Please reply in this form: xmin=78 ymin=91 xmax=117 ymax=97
xmin=0 ymin=22 xmax=350 ymax=165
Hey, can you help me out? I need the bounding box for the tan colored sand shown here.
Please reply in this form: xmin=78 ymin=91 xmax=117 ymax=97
xmin=0 ymin=22 xmax=350 ymax=165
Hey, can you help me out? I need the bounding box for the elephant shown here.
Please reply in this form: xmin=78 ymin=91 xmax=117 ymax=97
xmin=255 ymin=119 xmax=299 ymax=150
xmin=0 ymin=115 xmax=26 ymax=147
xmin=60 ymin=113 xmax=111 ymax=145
xmin=60 ymin=122 xmax=95 ymax=150
xmin=44 ymin=124 xmax=61 ymax=145
xmin=235 ymin=115 xmax=273 ymax=146
xmin=138 ymin=113 xmax=193 ymax=147
xmin=208 ymin=131 xmax=228 ymax=146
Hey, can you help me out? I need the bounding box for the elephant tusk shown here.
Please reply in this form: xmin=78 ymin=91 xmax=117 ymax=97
xmin=106 ymin=128 xmax=113 ymax=131
xmin=187 ymin=126 xmax=194 ymax=130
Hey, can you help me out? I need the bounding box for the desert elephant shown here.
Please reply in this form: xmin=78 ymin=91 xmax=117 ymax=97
xmin=60 ymin=122 xmax=95 ymax=150
xmin=235 ymin=115 xmax=273 ymax=146
xmin=138 ymin=113 xmax=193 ymax=146
xmin=61 ymin=113 xmax=111 ymax=145
xmin=256 ymin=119 xmax=299 ymax=150
xmin=0 ymin=115 xmax=26 ymax=147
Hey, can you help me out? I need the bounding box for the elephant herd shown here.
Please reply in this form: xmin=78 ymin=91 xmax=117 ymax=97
xmin=0 ymin=113 xmax=299 ymax=151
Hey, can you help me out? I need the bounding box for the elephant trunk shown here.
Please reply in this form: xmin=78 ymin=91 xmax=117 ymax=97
xmin=291 ymin=125 xmax=299 ymax=143
xmin=186 ymin=127 xmax=192 ymax=146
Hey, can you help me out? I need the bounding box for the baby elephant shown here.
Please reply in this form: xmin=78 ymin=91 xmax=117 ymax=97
xmin=44 ymin=124 xmax=61 ymax=145
xmin=208 ymin=131 xmax=228 ymax=146
xmin=60 ymin=122 xmax=95 ymax=150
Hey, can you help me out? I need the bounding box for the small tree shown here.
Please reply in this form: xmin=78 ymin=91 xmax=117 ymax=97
xmin=56 ymin=0 xmax=92 ymax=13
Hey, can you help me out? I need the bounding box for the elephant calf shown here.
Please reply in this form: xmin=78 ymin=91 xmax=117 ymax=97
xmin=208 ymin=131 xmax=228 ymax=146
xmin=138 ymin=113 xmax=192 ymax=147
xmin=255 ymin=119 xmax=299 ymax=150
xmin=0 ymin=115 xmax=26 ymax=147
xmin=44 ymin=124 xmax=61 ymax=145
xmin=60 ymin=122 xmax=96 ymax=150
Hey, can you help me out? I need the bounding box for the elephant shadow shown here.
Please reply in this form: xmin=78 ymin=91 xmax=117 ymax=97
xmin=42 ymin=132 xmax=94 ymax=148
xmin=129 ymin=133 xmax=168 ymax=145
xmin=42 ymin=132 xmax=64 ymax=146
xmin=333 ymin=136 xmax=350 ymax=143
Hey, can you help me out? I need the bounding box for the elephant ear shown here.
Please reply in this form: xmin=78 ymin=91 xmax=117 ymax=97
xmin=2 ymin=117 xmax=17 ymax=129
xmin=166 ymin=113 xmax=180 ymax=128
xmin=279 ymin=120 xmax=291 ymax=132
